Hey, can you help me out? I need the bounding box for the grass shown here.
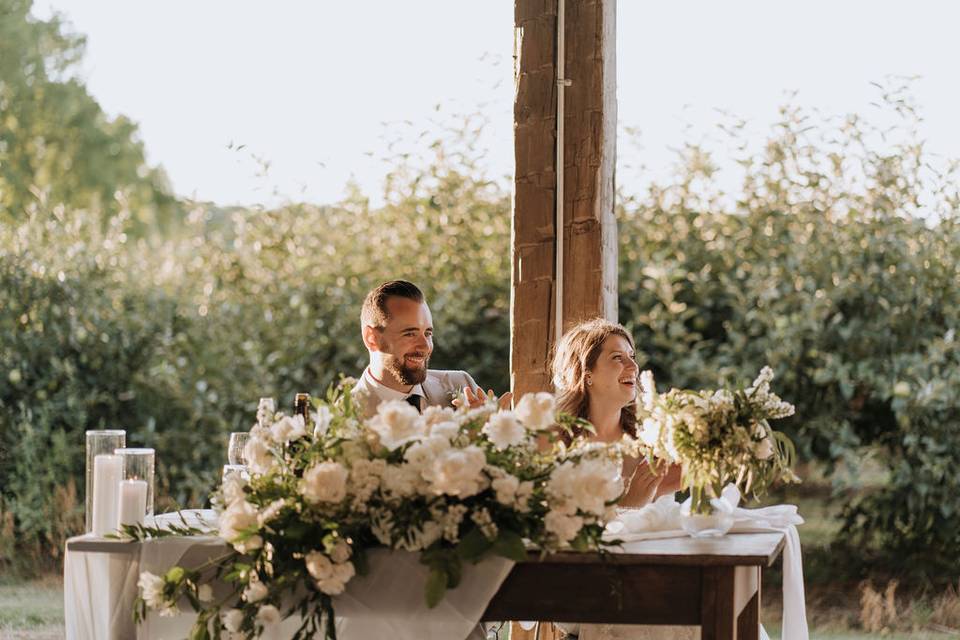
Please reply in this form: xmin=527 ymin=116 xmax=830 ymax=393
xmin=0 ymin=575 xmax=64 ymax=639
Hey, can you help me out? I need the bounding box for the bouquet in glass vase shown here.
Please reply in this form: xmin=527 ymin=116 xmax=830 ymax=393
xmin=630 ymin=367 xmax=798 ymax=536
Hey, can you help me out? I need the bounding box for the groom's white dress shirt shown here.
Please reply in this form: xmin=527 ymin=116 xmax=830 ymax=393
xmin=352 ymin=366 xmax=478 ymax=417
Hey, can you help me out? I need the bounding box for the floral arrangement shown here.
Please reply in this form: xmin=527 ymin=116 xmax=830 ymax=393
xmin=631 ymin=366 xmax=798 ymax=513
xmin=135 ymin=379 xmax=623 ymax=639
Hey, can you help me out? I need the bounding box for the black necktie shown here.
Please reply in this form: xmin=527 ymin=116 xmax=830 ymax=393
xmin=405 ymin=393 xmax=423 ymax=413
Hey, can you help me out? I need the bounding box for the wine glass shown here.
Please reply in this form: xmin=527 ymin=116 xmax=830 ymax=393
xmin=228 ymin=432 xmax=250 ymax=465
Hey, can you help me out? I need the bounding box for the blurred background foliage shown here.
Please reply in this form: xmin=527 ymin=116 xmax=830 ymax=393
xmin=2 ymin=0 xmax=960 ymax=588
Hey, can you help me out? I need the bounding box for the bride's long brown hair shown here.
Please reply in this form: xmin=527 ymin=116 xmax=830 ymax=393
xmin=550 ymin=318 xmax=638 ymax=442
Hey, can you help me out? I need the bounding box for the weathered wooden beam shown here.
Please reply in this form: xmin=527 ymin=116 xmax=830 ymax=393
xmin=511 ymin=0 xmax=618 ymax=401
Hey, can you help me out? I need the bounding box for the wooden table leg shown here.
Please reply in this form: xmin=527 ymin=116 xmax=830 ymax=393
xmin=701 ymin=566 xmax=737 ymax=640
xmin=736 ymin=568 xmax=761 ymax=640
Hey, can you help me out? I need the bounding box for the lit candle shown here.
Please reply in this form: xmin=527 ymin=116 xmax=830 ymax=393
xmin=92 ymin=454 xmax=122 ymax=537
xmin=117 ymin=479 xmax=148 ymax=529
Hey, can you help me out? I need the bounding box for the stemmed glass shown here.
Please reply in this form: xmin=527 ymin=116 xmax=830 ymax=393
xmin=228 ymin=432 xmax=250 ymax=466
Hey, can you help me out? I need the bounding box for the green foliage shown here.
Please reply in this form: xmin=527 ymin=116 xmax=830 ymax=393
xmin=0 ymin=0 xmax=179 ymax=232
xmin=618 ymin=82 xmax=960 ymax=579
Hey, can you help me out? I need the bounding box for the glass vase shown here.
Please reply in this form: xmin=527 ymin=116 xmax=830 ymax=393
xmin=680 ymin=486 xmax=734 ymax=538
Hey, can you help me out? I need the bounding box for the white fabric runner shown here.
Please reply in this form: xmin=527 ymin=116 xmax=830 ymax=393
xmin=64 ymin=509 xmax=511 ymax=640
xmin=605 ymin=487 xmax=809 ymax=640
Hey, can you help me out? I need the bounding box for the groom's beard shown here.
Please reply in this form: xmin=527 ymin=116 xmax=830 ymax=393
xmin=384 ymin=352 xmax=430 ymax=386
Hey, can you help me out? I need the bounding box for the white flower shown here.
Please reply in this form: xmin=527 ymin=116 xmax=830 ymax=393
xmin=234 ymin=534 xmax=263 ymax=554
xmin=243 ymin=579 xmax=268 ymax=603
xmin=305 ymin=551 xmax=356 ymax=594
xmin=222 ymin=608 xmax=244 ymax=633
xmin=256 ymin=604 xmax=280 ymax=627
xmin=514 ymin=392 xmax=556 ymax=431
xmin=368 ymin=400 xmax=425 ymax=450
xmin=300 ymin=461 xmax=349 ymax=504
xmin=221 ymin=472 xmax=248 ymax=506
xmin=754 ymin=436 xmax=775 ymax=460
xmin=270 ymin=415 xmax=307 ymax=444
xmin=404 ymin=435 xmax=450 ymax=468
xmin=421 ymin=445 xmax=488 ymax=497
xmin=639 ymin=370 xmax=657 ymax=410
xmin=257 ymin=397 xmax=276 ymax=428
xmin=545 ymin=511 xmax=584 ymax=545
xmin=429 ymin=420 xmax=461 ymax=441
xmin=313 ymin=405 xmax=333 ymax=437
xmin=380 ymin=463 xmax=421 ymax=498
xmin=547 ymin=457 xmax=622 ymax=517
xmin=423 ymin=405 xmax=457 ymax=426
xmin=482 ymin=411 xmax=526 ymax=449
xmin=304 ymin=550 xmax=334 ymax=581
xmin=257 ymin=499 xmax=286 ymax=527
xmin=219 ymin=499 xmax=259 ymax=546
xmin=329 ymin=539 xmax=352 ymax=564
xmin=197 ymin=583 xmax=213 ymax=602
xmin=471 ymin=507 xmax=498 ymax=541
xmin=138 ymin=571 xmax=167 ymax=609
xmin=491 ymin=473 xmax=519 ymax=505
xmin=243 ymin=436 xmax=274 ymax=475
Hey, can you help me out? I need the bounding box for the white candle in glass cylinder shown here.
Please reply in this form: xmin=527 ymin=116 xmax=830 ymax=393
xmin=92 ymin=454 xmax=122 ymax=537
xmin=117 ymin=479 xmax=148 ymax=528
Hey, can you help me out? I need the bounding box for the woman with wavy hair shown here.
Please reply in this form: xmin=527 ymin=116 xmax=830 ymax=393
xmin=551 ymin=318 xmax=681 ymax=506
xmin=551 ymin=319 xmax=693 ymax=640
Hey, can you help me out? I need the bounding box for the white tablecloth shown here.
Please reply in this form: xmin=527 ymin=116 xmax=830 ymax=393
xmin=64 ymin=510 xmax=513 ymax=640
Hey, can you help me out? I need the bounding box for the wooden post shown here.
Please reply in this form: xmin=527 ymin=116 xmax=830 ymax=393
xmin=511 ymin=0 xmax=618 ymax=401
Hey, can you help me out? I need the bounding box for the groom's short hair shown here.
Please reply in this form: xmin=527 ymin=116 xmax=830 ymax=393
xmin=361 ymin=280 xmax=424 ymax=331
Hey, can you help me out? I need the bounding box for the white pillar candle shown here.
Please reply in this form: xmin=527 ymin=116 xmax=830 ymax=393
xmin=117 ymin=479 xmax=148 ymax=529
xmin=92 ymin=454 xmax=123 ymax=537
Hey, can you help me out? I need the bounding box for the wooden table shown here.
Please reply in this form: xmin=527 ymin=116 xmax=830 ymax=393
xmin=483 ymin=532 xmax=785 ymax=640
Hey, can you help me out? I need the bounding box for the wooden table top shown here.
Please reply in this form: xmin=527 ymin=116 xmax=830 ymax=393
xmin=526 ymin=532 xmax=786 ymax=568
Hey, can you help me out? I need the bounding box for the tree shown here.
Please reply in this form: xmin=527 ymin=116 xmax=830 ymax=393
xmin=0 ymin=0 xmax=179 ymax=233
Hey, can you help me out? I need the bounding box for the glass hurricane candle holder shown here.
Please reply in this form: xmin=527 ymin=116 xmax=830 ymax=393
xmin=114 ymin=447 xmax=156 ymax=517
xmin=85 ymin=430 xmax=126 ymax=533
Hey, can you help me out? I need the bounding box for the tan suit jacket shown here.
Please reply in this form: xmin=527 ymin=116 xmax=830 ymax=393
xmin=351 ymin=368 xmax=478 ymax=418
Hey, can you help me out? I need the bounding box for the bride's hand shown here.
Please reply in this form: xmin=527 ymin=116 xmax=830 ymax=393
xmin=624 ymin=458 xmax=664 ymax=507
xmin=655 ymin=463 xmax=683 ymax=497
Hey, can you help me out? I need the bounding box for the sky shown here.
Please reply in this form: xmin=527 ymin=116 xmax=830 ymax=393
xmin=32 ymin=1 xmax=960 ymax=209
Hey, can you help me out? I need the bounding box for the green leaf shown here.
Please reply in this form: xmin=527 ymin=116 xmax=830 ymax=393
xmin=165 ymin=566 xmax=185 ymax=583
xmin=425 ymin=567 xmax=448 ymax=608
xmin=492 ymin=529 xmax=527 ymax=562
xmin=457 ymin=526 xmax=493 ymax=562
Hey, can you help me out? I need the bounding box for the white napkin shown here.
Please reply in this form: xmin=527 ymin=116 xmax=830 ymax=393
xmin=605 ymin=488 xmax=809 ymax=640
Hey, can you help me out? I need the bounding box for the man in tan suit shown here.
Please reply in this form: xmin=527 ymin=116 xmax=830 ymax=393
xmin=352 ymin=280 xmax=505 ymax=418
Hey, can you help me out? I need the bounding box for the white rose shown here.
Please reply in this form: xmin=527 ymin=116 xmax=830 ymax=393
xmin=404 ymin=435 xmax=450 ymax=468
xmin=514 ymin=392 xmax=556 ymax=431
xmin=234 ymin=534 xmax=263 ymax=554
xmin=243 ymin=579 xmax=268 ymax=603
xmin=570 ymin=458 xmax=622 ymax=515
xmin=270 ymin=415 xmax=306 ymax=444
xmin=256 ymin=604 xmax=280 ymax=627
xmin=221 ymin=472 xmax=248 ymax=506
xmin=300 ymin=461 xmax=349 ymax=504
xmin=329 ymin=540 xmax=352 ymax=564
xmin=423 ymin=405 xmax=457 ymax=426
xmin=304 ymin=550 xmax=334 ymax=581
xmin=316 ymin=561 xmax=355 ymax=595
xmin=380 ymin=463 xmax=421 ymax=498
xmin=368 ymin=400 xmax=425 ymax=450
xmin=222 ymin=608 xmax=244 ymax=633
xmin=491 ymin=474 xmax=519 ymax=505
xmin=137 ymin=571 xmax=166 ymax=609
xmin=429 ymin=420 xmax=461 ymax=441
xmin=243 ymin=436 xmax=274 ymax=475
xmin=422 ymin=445 xmax=487 ymax=497
xmin=482 ymin=411 xmax=526 ymax=449
xmin=219 ymin=500 xmax=259 ymax=544
xmin=545 ymin=510 xmax=584 ymax=545
xmin=313 ymin=405 xmax=333 ymax=437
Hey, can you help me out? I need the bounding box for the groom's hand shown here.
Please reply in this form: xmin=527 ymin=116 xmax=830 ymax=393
xmin=452 ymin=387 xmax=513 ymax=410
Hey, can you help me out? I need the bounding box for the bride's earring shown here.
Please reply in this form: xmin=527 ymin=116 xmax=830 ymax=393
xmin=586 ymin=375 xmax=593 ymax=386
